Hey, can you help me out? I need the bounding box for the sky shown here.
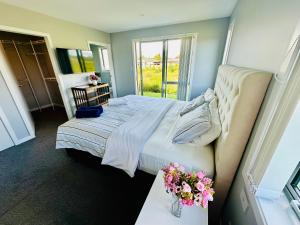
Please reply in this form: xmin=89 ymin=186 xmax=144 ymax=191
xmin=140 ymin=39 xmax=181 ymax=59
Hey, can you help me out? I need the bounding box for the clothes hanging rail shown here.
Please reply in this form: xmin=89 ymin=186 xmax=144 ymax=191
xmin=11 ymin=40 xmax=42 ymax=111
xmin=0 ymin=40 xmax=24 ymax=45
xmin=44 ymin=77 xmax=57 ymax=82
xmin=29 ymin=40 xmax=55 ymax=110
xmin=0 ymin=39 xmax=46 ymax=45
xmin=26 ymin=52 xmax=48 ymax=56
xmin=1 ymin=39 xmax=55 ymax=111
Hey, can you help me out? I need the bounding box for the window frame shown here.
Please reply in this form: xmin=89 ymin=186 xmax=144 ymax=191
xmin=99 ymin=47 xmax=110 ymax=72
xmin=285 ymin=163 xmax=300 ymax=202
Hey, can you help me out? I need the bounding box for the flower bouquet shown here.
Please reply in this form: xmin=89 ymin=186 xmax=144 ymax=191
xmin=88 ymin=74 xmax=100 ymax=86
xmin=162 ymin=163 xmax=215 ymax=217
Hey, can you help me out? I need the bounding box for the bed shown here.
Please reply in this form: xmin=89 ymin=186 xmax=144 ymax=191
xmin=56 ymin=95 xmax=215 ymax=177
xmin=56 ymin=65 xmax=272 ymax=223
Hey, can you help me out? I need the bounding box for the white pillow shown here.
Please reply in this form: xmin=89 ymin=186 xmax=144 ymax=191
xmin=180 ymin=95 xmax=205 ymax=116
xmin=172 ymin=103 xmax=211 ymax=144
xmin=204 ymin=88 xmax=216 ymax=102
xmin=193 ymin=98 xmax=221 ymax=146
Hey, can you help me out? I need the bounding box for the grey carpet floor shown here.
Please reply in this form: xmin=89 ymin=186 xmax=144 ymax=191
xmin=0 ymin=108 xmax=155 ymax=225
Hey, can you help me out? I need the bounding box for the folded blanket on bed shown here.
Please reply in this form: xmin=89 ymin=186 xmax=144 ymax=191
xmin=75 ymin=106 xmax=103 ymax=118
xmin=108 ymin=98 xmax=127 ymax=106
xmin=102 ymin=98 xmax=175 ymax=177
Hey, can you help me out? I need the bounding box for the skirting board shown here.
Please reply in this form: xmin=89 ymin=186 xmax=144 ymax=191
xmin=14 ymin=134 xmax=35 ymax=145
xmin=30 ymin=103 xmax=65 ymax=112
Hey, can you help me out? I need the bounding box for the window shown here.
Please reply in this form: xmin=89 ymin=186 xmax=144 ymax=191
xmin=134 ymin=36 xmax=194 ymax=100
xmin=285 ymin=163 xmax=300 ymax=219
xmin=99 ymin=48 xmax=110 ymax=71
xmin=222 ymin=19 xmax=235 ymax=64
xmin=286 ymin=163 xmax=300 ymax=201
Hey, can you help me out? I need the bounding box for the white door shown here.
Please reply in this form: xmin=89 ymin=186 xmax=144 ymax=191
xmin=0 ymin=119 xmax=13 ymax=151
xmin=0 ymin=42 xmax=35 ymax=139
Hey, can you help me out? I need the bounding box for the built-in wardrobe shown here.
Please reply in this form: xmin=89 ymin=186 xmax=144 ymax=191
xmin=0 ymin=31 xmax=63 ymax=112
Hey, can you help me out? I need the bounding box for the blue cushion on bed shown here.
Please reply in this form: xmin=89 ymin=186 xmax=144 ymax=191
xmin=76 ymin=106 xmax=103 ymax=118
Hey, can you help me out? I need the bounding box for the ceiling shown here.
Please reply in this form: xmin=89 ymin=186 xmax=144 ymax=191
xmin=0 ymin=0 xmax=238 ymax=33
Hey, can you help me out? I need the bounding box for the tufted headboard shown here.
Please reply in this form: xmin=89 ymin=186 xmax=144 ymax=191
xmin=209 ymin=65 xmax=272 ymax=223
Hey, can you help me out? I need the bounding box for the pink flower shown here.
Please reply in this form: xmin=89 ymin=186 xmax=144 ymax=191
xmin=169 ymin=166 xmax=175 ymax=172
xmin=162 ymin=162 xmax=215 ymax=209
xmin=170 ymin=184 xmax=177 ymax=193
xmin=186 ymin=199 xmax=194 ymax=206
xmin=182 ymin=181 xmax=191 ymax=193
xmin=196 ymin=181 xmax=205 ymax=192
xmin=166 ymin=174 xmax=173 ymax=184
xmin=187 ymin=172 xmax=193 ymax=178
xmin=196 ymin=171 xmax=206 ymax=180
xmin=202 ymin=189 xmax=209 ymax=197
xmin=202 ymin=190 xmax=213 ymax=201
xmin=201 ymin=198 xmax=208 ymax=208
xmin=202 ymin=177 xmax=212 ymax=185
xmin=181 ymin=199 xmax=194 ymax=206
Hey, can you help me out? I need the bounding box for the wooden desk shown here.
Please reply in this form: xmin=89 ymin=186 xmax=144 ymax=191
xmin=71 ymin=83 xmax=110 ymax=109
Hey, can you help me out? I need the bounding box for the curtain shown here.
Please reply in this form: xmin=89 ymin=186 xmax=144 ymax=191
xmin=177 ymin=37 xmax=192 ymax=101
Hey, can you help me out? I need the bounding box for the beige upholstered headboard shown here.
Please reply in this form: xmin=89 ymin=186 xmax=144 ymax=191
xmin=209 ymin=65 xmax=272 ymax=224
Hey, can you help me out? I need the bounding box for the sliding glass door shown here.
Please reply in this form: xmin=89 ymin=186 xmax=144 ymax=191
xmin=135 ymin=37 xmax=191 ymax=100
xmin=136 ymin=41 xmax=163 ymax=97
xmin=165 ymin=39 xmax=181 ymax=99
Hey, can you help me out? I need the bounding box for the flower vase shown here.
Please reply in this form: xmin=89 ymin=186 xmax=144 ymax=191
xmin=92 ymin=80 xmax=98 ymax=86
xmin=171 ymin=194 xmax=183 ymax=218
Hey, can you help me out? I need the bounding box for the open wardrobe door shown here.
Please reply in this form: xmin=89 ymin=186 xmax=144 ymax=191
xmin=0 ymin=42 xmax=35 ymax=141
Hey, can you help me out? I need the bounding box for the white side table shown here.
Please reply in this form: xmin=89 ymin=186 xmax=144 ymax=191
xmin=135 ymin=170 xmax=208 ymax=225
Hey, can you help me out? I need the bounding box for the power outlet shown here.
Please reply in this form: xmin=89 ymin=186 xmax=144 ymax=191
xmin=240 ymin=188 xmax=249 ymax=212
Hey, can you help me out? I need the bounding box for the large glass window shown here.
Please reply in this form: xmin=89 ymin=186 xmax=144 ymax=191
xmin=134 ymin=39 xmax=182 ymax=99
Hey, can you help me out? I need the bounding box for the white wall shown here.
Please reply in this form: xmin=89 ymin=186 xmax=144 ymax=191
xmin=110 ymin=18 xmax=229 ymax=98
xmin=59 ymin=73 xmax=96 ymax=115
xmin=223 ymin=0 xmax=300 ymax=225
xmin=227 ymin=0 xmax=300 ymax=73
xmin=0 ymin=2 xmax=110 ymax=49
xmin=0 ymin=2 xmax=111 ymax=146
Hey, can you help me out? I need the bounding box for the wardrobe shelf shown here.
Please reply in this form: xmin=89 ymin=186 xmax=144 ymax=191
xmin=27 ymin=52 xmax=47 ymax=55
xmin=44 ymin=77 xmax=57 ymax=81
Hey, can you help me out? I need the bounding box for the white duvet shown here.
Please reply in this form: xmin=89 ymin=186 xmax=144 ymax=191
xmin=102 ymin=97 xmax=175 ymax=177
xmin=57 ymin=95 xmax=215 ymax=177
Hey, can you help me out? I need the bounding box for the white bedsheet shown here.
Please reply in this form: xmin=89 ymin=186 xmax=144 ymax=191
xmin=139 ymin=102 xmax=215 ymax=177
xmin=102 ymin=97 xmax=175 ymax=177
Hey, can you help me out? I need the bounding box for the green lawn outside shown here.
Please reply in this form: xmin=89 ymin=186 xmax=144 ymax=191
xmin=143 ymin=91 xmax=177 ymax=99
xmin=141 ymin=63 xmax=179 ymax=99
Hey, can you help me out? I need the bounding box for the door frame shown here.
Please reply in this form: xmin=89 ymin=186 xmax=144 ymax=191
xmin=0 ymin=24 xmax=69 ymax=144
xmin=87 ymin=41 xmax=117 ymax=98
xmin=132 ymin=33 xmax=197 ymax=100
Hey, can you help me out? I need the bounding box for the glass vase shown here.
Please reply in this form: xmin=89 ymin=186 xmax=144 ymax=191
xmin=171 ymin=194 xmax=183 ymax=218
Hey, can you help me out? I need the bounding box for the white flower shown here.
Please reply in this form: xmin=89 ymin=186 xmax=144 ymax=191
xmin=182 ymin=181 xmax=191 ymax=193
xmin=194 ymin=193 xmax=203 ymax=206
